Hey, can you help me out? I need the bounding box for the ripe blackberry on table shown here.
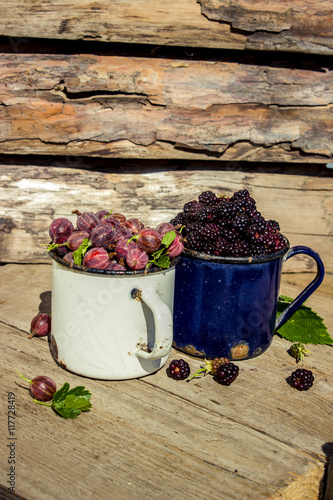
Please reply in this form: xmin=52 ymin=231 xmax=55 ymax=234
xmin=231 ymin=189 xmax=251 ymax=201
xmin=214 ymin=362 xmax=239 ymax=385
xmin=187 ymin=357 xmax=230 ymax=381
xmin=168 ymin=359 xmax=191 ymax=380
xmin=290 ymin=369 xmax=314 ymax=391
xmin=210 ymin=357 xmax=230 ymax=375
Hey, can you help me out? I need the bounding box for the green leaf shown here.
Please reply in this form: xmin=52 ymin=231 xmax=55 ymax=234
xmin=72 ymin=237 xmax=92 ymax=265
xmin=150 ymin=247 xmax=165 ymax=260
xmin=276 ymin=296 xmax=332 ymax=345
xmin=52 ymin=383 xmax=92 ymax=419
xmin=46 ymin=242 xmax=68 ymax=252
xmin=103 ymin=209 xmax=113 ymax=218
xmin=154 ymin=254 xmax=170 ymax=269
xmin=161 ymin=230 xmax=176 ymax=248
xmin=52 ymin=381 xmax=70 ymax=404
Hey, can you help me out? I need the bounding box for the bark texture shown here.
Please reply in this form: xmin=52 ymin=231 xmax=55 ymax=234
xmin=1 ymin=53 xmax=332 ymax=162
xmin=200 ymin=0 xmax=333 ymax=54
xmin=0 ymin=0 xmax=332 ymax=54
xmin=0 ymin=160 xmax=331 ymax=271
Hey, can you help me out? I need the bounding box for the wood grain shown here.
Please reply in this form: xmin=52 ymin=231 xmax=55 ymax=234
xmin=200 ymin=0 xmax=333 ymax=54
xmin=0 ymin=162 xmax=331 ymax=272
xmin=0 ymin=0 xmax=332 ymax=54
xmin=0 ymin=264 xmax=332 ymax=499
xmin=0 ymin=53 xmax=332 ymax=162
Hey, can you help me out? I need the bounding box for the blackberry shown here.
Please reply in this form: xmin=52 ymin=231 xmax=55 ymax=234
xmin=187 ymin=220 xmax=205 ymax=233
xmin=195 ymin=205 xmax=215 ymax=223
xmin=201 ymin=242 xmax=215 ymax=255
xmin=232 ymin=214 xmax=250 ymax=233
xmin=199 ymin=223 xmax=221 ymax=242
xmin=210 ymin=357 xmax=230 ymax=375
xmin=183 ymin=200 xmax=201 ymax=215
xmin=221 ymin=227 xmax=239 ymax=242
xmin=229 ymin=239 xmax=251 ymax=257
xmin=168 ymin=359 xmax=191 ymax=380
xmin=185 ymin=232 xmax=203 ymax=252
xmin=214 ymin=237 xmax=230 ymax=256
xmin=290 ymin=369 xmax=314 ymax=391
xmin=271 ymin=233 xmax=286 ymax=252
xmin=170 ymin=212 xmax=184 ymax=227
xmin=214 ymin=199 xmax=237 ymax=219
xmin=183 ymin=200 xmax=202 ymax=223
xmin=231 ymin=190 xmax=256 ymax=213
xmin=246 ymin=222 xmax=266 ymax=243
xmin=265 ymin=219 xmax=280 ymax=233
xmin=214 ymin=362 xmax=239 ymax=385
xmin=231 ymin=189 xmax=250 ymax=200
xmin=250 ymin=243 xmax=266 ymax=256
xmin=198 ymin=191 xmax=218 ymax=206
xmin=187 ymin=357 xmax=229 ymax=380
xmin=261 ymin=232 xmax=286 ymax=253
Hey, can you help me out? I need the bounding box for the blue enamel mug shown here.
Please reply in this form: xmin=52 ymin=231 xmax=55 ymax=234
xmin=172 ymin=239 xmax=325 ymax=360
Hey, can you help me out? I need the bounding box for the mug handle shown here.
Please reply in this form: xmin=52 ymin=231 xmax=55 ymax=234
xmin=275 ymin=246 xmax=325 ymax=331
xmin=134 ymin=287 xmax=173 ymax=360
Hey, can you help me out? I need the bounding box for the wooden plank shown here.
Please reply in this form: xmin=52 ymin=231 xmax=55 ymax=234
xmin=0 ymin=264 xmax=332 ymax=499
xmin=2 ymin=53 xmax=333 ymax=108
xmin=0 ymin=162 xmax=331 ymax=270
xmin=200 ymin=0 xmax=333 ymax=54
xmin=0 ymin=0 xmax=332 ymax=54
xmin=0 ymin=52 xmax=332 ymax=162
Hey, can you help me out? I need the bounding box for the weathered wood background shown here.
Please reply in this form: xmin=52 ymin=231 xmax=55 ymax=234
xmin=0 ymin=1 xmax=331 ymax=266
xmin=0 ymin=48 xmax=332 ymax=162
xmin=0 ymin=159 xmax=332 ymax=274
xmin=1 ymin=0 xmax=333 ymax=54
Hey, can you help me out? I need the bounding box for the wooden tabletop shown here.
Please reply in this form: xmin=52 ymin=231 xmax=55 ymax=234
xmin=1 ymin=264 xmax=332 ymax=500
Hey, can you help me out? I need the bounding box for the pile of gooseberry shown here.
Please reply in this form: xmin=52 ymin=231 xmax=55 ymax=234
xmin=48 ymin=210 xmax=184 ymax=271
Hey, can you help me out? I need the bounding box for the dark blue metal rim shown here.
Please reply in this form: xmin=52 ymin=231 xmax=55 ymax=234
xmin=182 ymin=236 xmax=290 ymax=264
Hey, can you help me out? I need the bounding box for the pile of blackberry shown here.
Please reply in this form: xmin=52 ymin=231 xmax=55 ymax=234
xmin=170 ymin=189 xmax=287 ymax=257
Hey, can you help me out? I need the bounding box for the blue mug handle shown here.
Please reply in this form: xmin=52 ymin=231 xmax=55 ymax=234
xmin=275 ymin=246 xmax=325 ymax=331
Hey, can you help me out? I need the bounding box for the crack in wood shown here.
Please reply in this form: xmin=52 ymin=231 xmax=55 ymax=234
xmin=53 ymin=82 xmax=150 ymax=101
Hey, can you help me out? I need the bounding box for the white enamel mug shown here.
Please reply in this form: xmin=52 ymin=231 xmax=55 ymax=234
xmin=49 ymin=252 xmax=177 ymax=380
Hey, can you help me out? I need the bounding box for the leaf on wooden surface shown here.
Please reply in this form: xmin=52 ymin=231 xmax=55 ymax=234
xmin=276 ymin=295 xmax=333 ymax=345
